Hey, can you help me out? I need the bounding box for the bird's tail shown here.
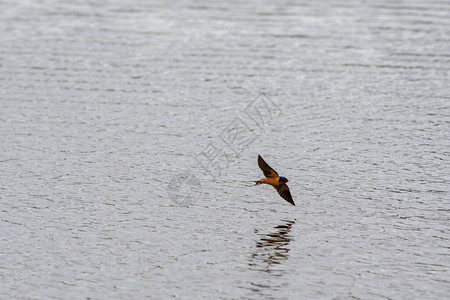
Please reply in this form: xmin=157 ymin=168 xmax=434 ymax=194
xmin=254 ymin=180 xmax=262 ymax=185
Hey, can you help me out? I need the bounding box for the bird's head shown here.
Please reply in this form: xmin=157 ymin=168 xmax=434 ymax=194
xmin=279 ymin=177 xmax=288 ymax=184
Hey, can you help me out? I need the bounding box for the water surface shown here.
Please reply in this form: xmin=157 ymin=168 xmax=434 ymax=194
xmin=1 ymin=1 xmax=449 ymax=299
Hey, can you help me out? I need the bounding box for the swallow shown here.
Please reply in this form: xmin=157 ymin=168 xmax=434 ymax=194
xmin=255 ymin=155 xmax=295 ymax=206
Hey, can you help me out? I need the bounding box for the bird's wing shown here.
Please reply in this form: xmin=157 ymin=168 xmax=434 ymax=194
xmin=258 ymin=155 xmax=279 ymax=178
xmin=275 ymin=184 xmax=295 ymax=205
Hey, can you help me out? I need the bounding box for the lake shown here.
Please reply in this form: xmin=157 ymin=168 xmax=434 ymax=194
xmin=1 ymin=1 xmax=449 ymax=299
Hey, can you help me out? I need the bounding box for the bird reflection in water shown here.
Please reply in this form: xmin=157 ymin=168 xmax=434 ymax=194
xmin=249 ymin=219 xmax=295 ymax=273
xmin=245 ymin=219 xmax=295 ymax=296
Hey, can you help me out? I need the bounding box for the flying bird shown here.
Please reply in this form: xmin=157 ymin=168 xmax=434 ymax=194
xmin=255 ymin=155 xmax=295 ymax=206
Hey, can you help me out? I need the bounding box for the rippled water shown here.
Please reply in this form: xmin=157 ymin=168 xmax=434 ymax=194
xmin=1 ymin=1 xmax=449 ymax=299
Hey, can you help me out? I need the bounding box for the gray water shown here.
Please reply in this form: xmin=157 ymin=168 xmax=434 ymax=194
xmin=1 ymin=1 xmax=449 ymax=299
